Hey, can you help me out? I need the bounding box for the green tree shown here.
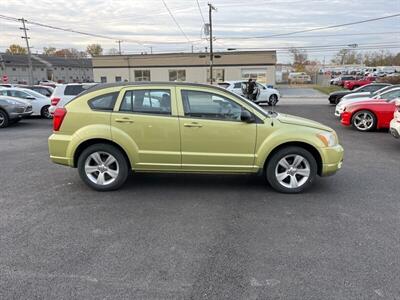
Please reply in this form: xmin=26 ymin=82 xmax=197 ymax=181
xmin=43 ymin=47 xmax=57 ymax=55
xmin=6 ymin=44 xmax=27 ymax=55
xmin=86 ymin=44 xmax=103 ymax=57
xmin=289 ymin=48 xmax=308 ymax=72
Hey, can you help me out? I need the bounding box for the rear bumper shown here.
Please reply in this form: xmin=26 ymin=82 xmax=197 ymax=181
xmin=320 ymin=144 xmax=344 ymax=177
xmin=48 ymin=133 xmax=74 ymax=166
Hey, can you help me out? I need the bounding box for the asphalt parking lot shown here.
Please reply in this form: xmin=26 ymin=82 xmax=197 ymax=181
xmin=1 ymin=99 xmax=400 ymax=299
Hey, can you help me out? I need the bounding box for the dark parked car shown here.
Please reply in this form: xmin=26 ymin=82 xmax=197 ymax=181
xmin=0 ymin=95 xmax=33 ymax=128
xmin=20 ymin=85 xmax=54 ymax=97
xmin=328 ymin=83 xmax=391 ymax=104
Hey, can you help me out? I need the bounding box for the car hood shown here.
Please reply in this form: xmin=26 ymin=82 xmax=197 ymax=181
xmin=276 ymin=113 xmax=333 ymax=132
xmin=329 ymin=90 xmax=351 ymax=97
xmin=0 ymin=96 xmax=30 ymax=106
xmin=339 ymin=97 xmax=375 ymax=106
xmin=347 ymin=100 xmax=386 ymax=108
xmin=342 ymin=92 xmax=371 ymax=99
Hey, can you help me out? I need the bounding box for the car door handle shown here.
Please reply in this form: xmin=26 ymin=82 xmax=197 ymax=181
xmin=115 ymin=118 xmax=134 ymax=123
xmin=183 ymin=122 xmax=203 ymax=128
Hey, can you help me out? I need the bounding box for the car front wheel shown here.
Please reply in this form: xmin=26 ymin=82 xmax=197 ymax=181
xmin=351 ymin=110 xmax=376 ymax=132
xmin=77 ymin=143 xmax=129 ymax=191
xmin=0 ymin=110 xmax=9 ymax=128
xmin=268 ymin=94 xmax=278 ymax=106
xmin=266 ymin=146 xmax=317 ymax=193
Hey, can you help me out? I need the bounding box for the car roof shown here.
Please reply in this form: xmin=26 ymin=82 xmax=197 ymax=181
xmin=78 ymin=81 xmax=227 ymax=97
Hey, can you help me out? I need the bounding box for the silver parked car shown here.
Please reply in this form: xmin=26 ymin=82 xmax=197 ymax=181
xmin=0 ymin=95 xmax=33 ymax=128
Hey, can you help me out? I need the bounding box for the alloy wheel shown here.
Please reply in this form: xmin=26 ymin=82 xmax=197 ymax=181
xmin=84 ymin=151 xmax=120 ymax=186
xmin=0 ymin=114 xmax=4 ymax=127
xmin=269 ymin=94 xmax=278 ymax=106
xmin=275 ymin=154 xmax=311 ymax=189
xmin=353 ymin=112 xmax=374 ymax=131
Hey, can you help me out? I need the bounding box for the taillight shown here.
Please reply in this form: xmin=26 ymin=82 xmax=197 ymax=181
xmin=53 ymin=108 xmax=67 ymax=131
xmin=51 ymin=97 xmax=61 ymax=106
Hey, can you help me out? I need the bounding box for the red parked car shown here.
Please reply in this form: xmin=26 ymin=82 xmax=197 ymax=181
xmin=341 ymin=96 xmax=400 ymax=131
xmin=343 ymin=77 xmax=376 ymax=90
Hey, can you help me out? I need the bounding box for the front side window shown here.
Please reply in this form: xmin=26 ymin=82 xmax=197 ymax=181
xmin=169 ymin=70 xmax=186 ymax=82
xmin=134 ymin=70 xmax=151 ymax=81
xmin=88 ymin=92 xmax=118 ymax=111
xmin=9 ymin=90 xmax=30 ymax=98
xmin=181 ymin=90 xmax=242 ymax=121
xmin=120 ymin=89 xmax=171 ymax=115
xmin=384 ymin=90 xmax=400 ymax=101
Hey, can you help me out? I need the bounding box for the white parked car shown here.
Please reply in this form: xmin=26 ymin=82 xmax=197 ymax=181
xmin=390 ymin=98 xmax=400 ymax=139
xmin=0 ymin=87 xmax=51 ymax=118
xmin=49 ymin=83 xmax=97 ymax=114
xmin=335 ymin=87 xmax=400 ymax=117
xmin=218 ymin=81 xmax=280 ymax=106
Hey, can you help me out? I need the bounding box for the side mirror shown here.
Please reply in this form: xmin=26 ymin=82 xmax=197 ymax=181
xmin=241 ymin=110 xmax=255 ymax=123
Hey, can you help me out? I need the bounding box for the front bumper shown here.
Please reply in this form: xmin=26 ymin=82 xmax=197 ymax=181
xmin=320 ymin=144 xmax=344 ymax=176
xmin=340 ymin=112 xmax=352 ymax=126
xmin=390 ymin=119 xmax=400 ymax=138
xmin=334 ymin=106 xmax=344 ymax=117
xmin=9 ymin=110 xmax=33 ymax=120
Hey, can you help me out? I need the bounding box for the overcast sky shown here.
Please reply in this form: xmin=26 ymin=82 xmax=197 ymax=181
xmin=0 ymin=0 xmax=399 ymax=62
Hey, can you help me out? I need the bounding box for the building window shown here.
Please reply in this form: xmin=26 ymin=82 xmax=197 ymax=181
xmin=169 ymin=69 xmax=186 ymax=82
xmin=54 ymin=67 xmax=57 ymax=70
xmin=68 ymin=68 xmax=72 ymax=70
xmin=41 ymin=68 xmax=44 ymax=71
xmin=12 ymin=68 xmax=16 ymax=71
xmin=21 ymin=67 xmax=26 ymax=71
xmin=207 ymin=68 xmax=225 ymax=83
xmin=100 ymin=76 xmax=107 ymax=83
xmin=61 ymin=67 xmax=64 ymax=70
xmin=134 ymin=70 xmax=150 ymax=81
xmin=115 ymin=76 xmax=122 ymax=82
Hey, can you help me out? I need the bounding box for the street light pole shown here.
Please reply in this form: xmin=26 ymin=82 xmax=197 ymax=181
xmin=208 ymin=3 xmax=216 ymax=84
xmin=19 ymin=18 xmax=34 ymax=85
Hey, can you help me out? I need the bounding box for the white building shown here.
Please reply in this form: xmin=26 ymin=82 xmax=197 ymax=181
xmin=92 ymin=51 xmax=277 ymax=85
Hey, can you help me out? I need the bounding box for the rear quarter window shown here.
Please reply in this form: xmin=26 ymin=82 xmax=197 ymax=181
xmin=88 ymin=92 xmax=119 ymax=111
xmin=64 ymin=85 xmax=85 ymax=96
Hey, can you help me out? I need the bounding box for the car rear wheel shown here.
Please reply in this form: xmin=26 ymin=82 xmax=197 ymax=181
xmin=352 ymin=110 xmax=376 ymax=132
xmin=41 ymin=105 xmax=52 ymax=119
xmin=266 ymin=146 xmax=317 ymax=193
xmin=268 ymin=94 xmax=278 ymax=106
xmin=0 ymin=110 xmax=9 ymax=128
xmin=77 ymin=143 xmax=129 ymax=191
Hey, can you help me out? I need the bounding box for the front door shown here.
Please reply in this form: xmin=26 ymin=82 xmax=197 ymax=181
xmin=177 ymin=88 xmax=257 ymax=172
xmin=111 ymin=87 xmax=181 ymax=171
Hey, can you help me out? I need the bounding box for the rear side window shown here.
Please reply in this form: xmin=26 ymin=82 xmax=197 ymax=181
xmin=64 ymin=85 xmax=85 ymax=96
xmin=88 ymin=92 xmax=118 ymax=111
xmin=234 ymin=82 xmax=242 ymax=88
xmin=120 ymin=89 xmax=171 ymax=115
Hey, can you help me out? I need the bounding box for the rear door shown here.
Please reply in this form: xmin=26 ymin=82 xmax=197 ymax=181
xmin=111 ymin=86 xmax=181 ymax=171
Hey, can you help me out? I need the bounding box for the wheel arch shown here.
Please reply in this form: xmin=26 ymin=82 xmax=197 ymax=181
xmin=73 ymin=138 xmax=132 ymax=169
xmin=263 ymin=141 xmax=323 ymax=176
xmin=350 ymin=108 xmax=377 ymax=125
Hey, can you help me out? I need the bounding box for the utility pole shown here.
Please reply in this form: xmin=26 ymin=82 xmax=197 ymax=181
xmin=116 ymin=40 xmax=122 ymax=55
xmin=19 ymin=18 xmax=34 ymax=85
xmin=208 ymin=3 xmax=216 ymax=84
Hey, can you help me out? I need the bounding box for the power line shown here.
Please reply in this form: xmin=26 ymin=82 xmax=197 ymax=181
xmin=161 ymin=0 xmax=191 ymax=43
xmin=220 ymin=13 xmax=400 ymax=40
xmin=195 ymin=0 xmax=206 ymax=24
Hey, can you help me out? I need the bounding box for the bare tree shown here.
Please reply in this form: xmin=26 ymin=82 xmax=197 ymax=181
xmin=86 ymin=44 xmax=103 ymax=57
xmin=289 ymin=48 xmax=308 ymax=72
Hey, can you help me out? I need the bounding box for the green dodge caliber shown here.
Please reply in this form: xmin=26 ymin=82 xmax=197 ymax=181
xmin=48 ymin=82 xmax=344 ymax=193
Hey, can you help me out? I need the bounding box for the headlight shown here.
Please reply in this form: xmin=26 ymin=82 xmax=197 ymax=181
xmin=317 ymin=131 xmax=338 ymax=147
xmin=6 ymin=100 xmax=20 ymax=105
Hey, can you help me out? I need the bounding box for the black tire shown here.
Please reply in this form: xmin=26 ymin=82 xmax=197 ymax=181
xmin=266 ymin=146 xmax=318 ymax=194
xmin=0 ymin=110 xmax=9 ymax=128
xmin=77 ymin=143 xmax=129 ymax=191
xmin=268 ymin=94 xmax=278 ymax=106
xmin=40 ymin=105 xmax=52 ymax=119
xmin=351 ymin=110 xmax=376 ymax=132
